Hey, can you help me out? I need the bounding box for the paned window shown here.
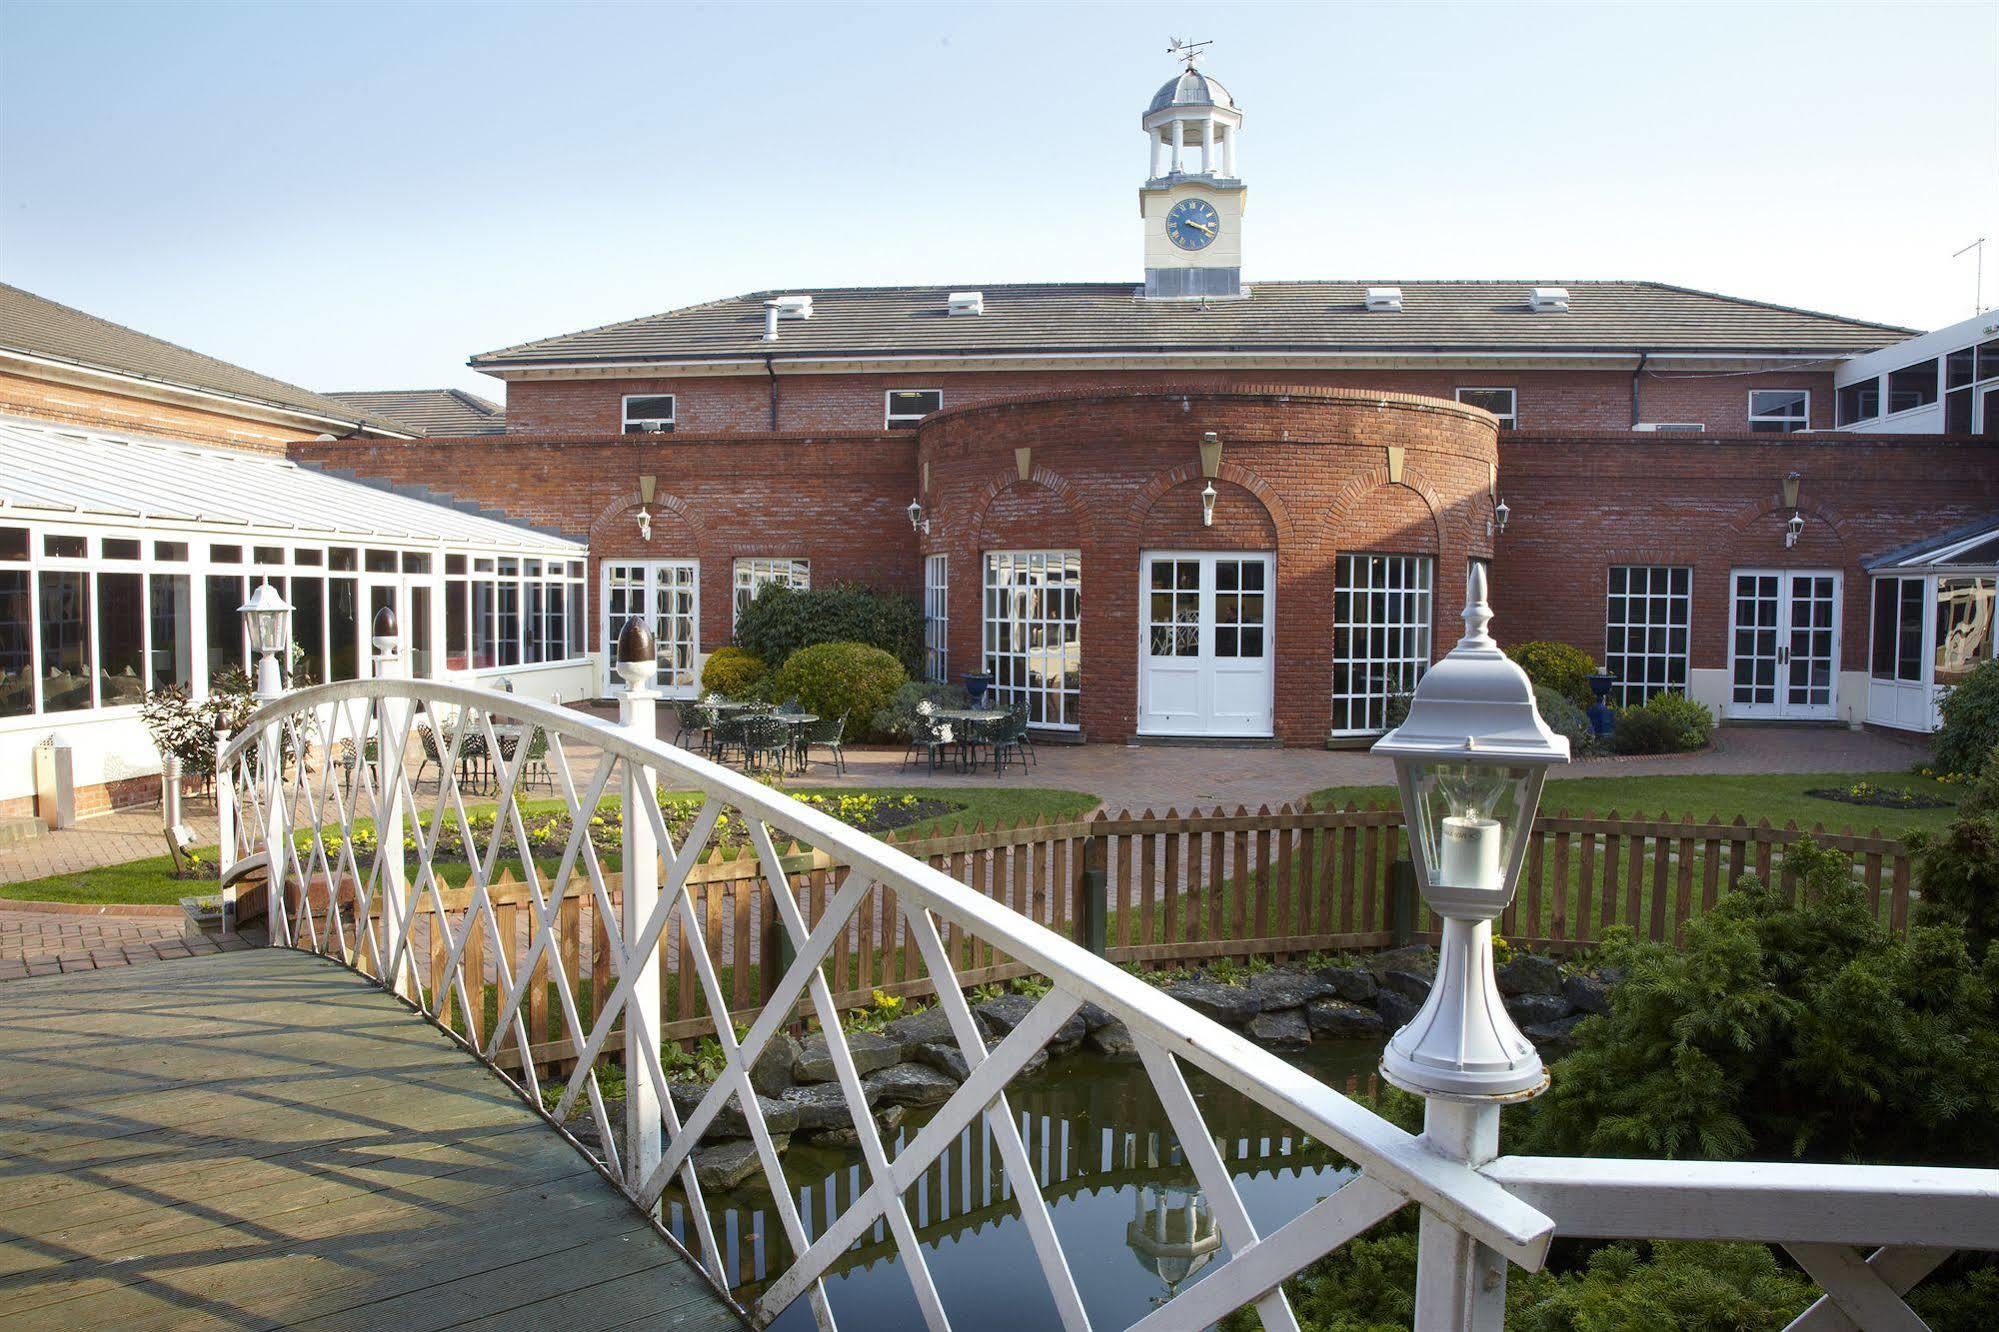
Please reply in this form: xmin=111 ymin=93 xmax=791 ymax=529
xmin=887 ymin=389 xmax=943 ymax=429
xmin=1748 ymin=390 xmax=1809 ymax=433
xmin=923 ymin=554 xmax=949 ymax=683
xmin=734 ymin=557 xmax=810 ymax=626
xmin=1455 ymin=387 xmax=1517 ymax=429
xmin=1331 ymin=554 xmax=1433 ymax=733
xmin=983 ymin=550 xmax=1081 ymax=728
xmin=622 ymin=394 xmax=676 ymax=434
xmin=1604 ymin=565 xmax=1691 ymax=705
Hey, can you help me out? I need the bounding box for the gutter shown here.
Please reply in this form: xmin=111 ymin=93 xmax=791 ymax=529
xmin=1630 ymin=351 xmax=1648 ymax=428
xmin=764 ymin=354 xmax=779 ymax=430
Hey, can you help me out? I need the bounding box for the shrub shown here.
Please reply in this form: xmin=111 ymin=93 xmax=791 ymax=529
xmin=1533 ymin=683 xmax=1594 ymax=756
xmin=699 ymin=646 xmax=765 ymax=698
xmin=1936 ymin=659 xmax=1999 ymax=777
xmin=733 ymin=582 xmax=924 ymax=675
xmin=1505 ymin=640 xmax=1598 ymax=711
xmin=769 ymin=641 xmax=907 ymax=742
xmin=1910 ymin=745 xmax=1999 ymax=958
xmin=1609 ymin=690 xmax=1713 ymax=755
xmin=872 ymin=680 xmax=969 ymax=740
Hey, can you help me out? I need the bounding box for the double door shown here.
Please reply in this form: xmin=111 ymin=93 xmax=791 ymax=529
xmin=1138 ymin=551 xmax=1273 ymax=737
xmin=603 ymin=561 xmax=699 ymax=696
xmin=1729 ymin=570 xmax=1841 ymax=719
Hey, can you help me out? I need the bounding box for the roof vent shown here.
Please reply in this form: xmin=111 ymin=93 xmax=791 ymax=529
xmin=1528 ymin=287 xmax=1571 ymax=313
xmin=772 ymin=294 xmax=813 ymax=320
xmin=1365 ymin=286 xmax=1404 ymax=313
xmin=947 ymin=291 xmax=985 ymax=317
xmin=1632 ymin=422 xmax=1706 ymax=434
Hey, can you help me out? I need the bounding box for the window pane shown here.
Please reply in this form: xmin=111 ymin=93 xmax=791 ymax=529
xmin=1604 ymin=565 xmax=1691 ymax=705
xmin=147 ymin=576 xmax=193 ymax=693
xmin=1887 ymin=359 xmax=1940 ymax=414
xmin=0 ymin=570 xmax=30 ymax=716
xmin=103 ymin=538 xmax=140 ymax=561
xmin=624 ymin=395 xmax=675 ymax=433
xmin=524 ymin=582 xmax=545 ymax=665
xmin=1936 ymin=578 xmax=1996 ymax=688
xmin=1871 ymin=579 xmax=1897 ymax=678
xmin=568 ymin=580 xmax=586 ymax=657
xmin=40 ymin=570 xmax=91 ymax=712
xmin=473 ymin=580 xmax=496 ymax=669
xmin=0 ymin=527 xmax=26 ymax=562
xmin=1897 ymin=579 xmax=1924 ymax=681
xmin=329 ymin=577 xmax=359 ymax=681
xmin=1332 ymin=554 xmax=1434 ymax=731
xmin=292 ymin=575 xmax=325 ymax=684
xmin=983 ymin=550 xmax=1081 ymax=727
xmin=1947 ymin=347 xmax=1977 ymax=390
xmin=1749 ymin=390 xmax=1808 ymax=433
xmin=1456 ymin=388 xmax=1516 ymax=427
xmin=1837 ymin=379 xmax=1880 ymax=425
xmin=409 ymin=585 xmax=433 ymax=677
xmin=96 ymin=572 xmax=145 ymax=705
xmin=206 ymin=574 xmax=245 ymax=684
xmin=46 ymin=534 xmax=86 ymax=559
xmin=887 ymin=389 xmax=943 ymax=427
xmin=446 ymin=580 xmax=469 ymax=667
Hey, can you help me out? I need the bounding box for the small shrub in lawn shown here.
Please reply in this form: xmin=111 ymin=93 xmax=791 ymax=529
xmin=770 ymin=641 xmax=907 ymax=741
xmin=1610 ymin=690 xmax=1713 ymax=755
xmin=1505 ymin=640 xmax=1598 ymax=711
xmin=1532 ymin=684 xmax=1596 ymax=755
xmin=1935 ymin=659 xmax=1999 ymax=777
xmin=700 ymin=646 xmax=765 ymax=697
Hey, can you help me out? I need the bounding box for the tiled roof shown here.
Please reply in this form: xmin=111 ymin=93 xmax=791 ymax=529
xmin=470 ymin=280 xmax=1913 ymax=369
xmin=324 ymin=388 xmax=506 ymax=437
xmin=0 ymin=283 xmax=412 ymax=437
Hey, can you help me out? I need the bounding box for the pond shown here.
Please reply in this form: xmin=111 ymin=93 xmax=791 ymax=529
xmin=665 ymin=1039 xmax=1387 ymax=1329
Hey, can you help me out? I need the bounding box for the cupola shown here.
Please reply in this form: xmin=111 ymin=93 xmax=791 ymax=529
xmin=1138 ymin=42 xmax=1248 ymax=301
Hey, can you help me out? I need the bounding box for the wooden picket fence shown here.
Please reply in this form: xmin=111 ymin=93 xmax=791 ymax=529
xmin=357 ymin=802 xmax=1915 ymax=1075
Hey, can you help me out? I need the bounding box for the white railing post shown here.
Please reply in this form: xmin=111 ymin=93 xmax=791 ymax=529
xmin=1414 ymin=1099 xmax=1510 ymax=1329
xmin=614 ymin=617 xmax=663 ymax=1195
xmin=258 ymin=702 xmax=287 ymax=943
xmin=373 ymin=608 xmax=410 ymax=997
xmin=214 ymin=731 xmax=235 ymax=936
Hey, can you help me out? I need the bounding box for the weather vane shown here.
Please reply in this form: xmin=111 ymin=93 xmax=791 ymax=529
xmin=1167 ymin=37 xmax=1212 ymax=71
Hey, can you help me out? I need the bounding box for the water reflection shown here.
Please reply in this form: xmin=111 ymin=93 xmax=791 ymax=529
xmin=664 ymin=1040 xmax=1383 ymax=1329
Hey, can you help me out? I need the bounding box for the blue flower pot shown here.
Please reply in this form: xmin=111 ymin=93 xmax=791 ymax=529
xmin=962 ymin=673 xmax=992 ymax=708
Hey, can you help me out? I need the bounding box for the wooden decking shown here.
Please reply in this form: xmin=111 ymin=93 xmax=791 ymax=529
xmin=0 ymin=948 xmax=742 ymax=1330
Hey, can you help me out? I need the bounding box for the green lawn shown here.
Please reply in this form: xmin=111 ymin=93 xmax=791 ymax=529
xmin=1308 ymin=770 xmax=1964 ymax=839
xmin=0 ymin=785 xmax=1099 ymax=907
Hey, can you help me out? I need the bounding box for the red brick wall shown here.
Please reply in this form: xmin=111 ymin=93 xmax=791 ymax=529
xmin=500 ymin=365 xmax=1838 ymax=437
xmin=0 ymin=369 xmax=317 ymax=453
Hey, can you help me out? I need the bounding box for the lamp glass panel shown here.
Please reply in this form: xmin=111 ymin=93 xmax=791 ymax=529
xmin=1407 ymin=759 xmax=1530 ymax=892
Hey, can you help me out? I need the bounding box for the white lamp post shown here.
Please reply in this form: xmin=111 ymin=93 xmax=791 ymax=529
xmin=239 ymin=580 xmax=293 ymax=699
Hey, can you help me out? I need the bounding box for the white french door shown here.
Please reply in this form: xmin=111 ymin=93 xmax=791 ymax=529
xmin=1728 ymin=569 xmax=1841 ymax=719
xmin=602 ymin=560 xmax=699 ymax=697
xmin=1138 ymin=551 xmax=1274 ymax=737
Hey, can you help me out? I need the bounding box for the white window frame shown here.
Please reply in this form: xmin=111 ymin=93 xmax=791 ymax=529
xmin=1454 ymin=387 xmax=1517 ymax=430
xmin=732 ymin=557 xmax=810 ymax=628
xmin=983 ymin=549 xmax=1081 ymax=730
xmin=1604 ymin=565 xmax=1691 ymax=706
xmin=1331 ymin=553 xmax=1433 ymax=735
xmin=923 ymin=553 xmax=949 ymax=684
xmin=885 ymin=389 xmax=943 ymax=430
xmin=621 ymin=394 xmax=676 ymax=434
xmin=1748 ymin=389 xmax=1811 ymax=433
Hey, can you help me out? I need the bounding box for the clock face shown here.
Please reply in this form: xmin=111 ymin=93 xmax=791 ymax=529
xmin=1165 ymin=197 xmax=1221 ymax=251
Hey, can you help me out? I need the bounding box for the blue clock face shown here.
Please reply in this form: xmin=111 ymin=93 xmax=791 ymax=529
xmin=1165 ymin=198 xmax=1221 ymax=251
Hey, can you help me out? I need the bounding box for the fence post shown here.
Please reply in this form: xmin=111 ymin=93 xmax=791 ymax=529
xmin=1077 ymin=830 xmax=1109 ymax=957
xmin=373 ymin=609 xmax=410 ymax=997
xmin=1389 ymin=857 xmax=1417 ymax=946
xmin=257 ymin=694 xmax=288 ymax=946
xmin=214 ymin=732 xmax=235 ymax=936
xmin=1412 ymin=1099 xmax=1509 ymax=1329
xmin=614 ymin=619 xmax=663 ymax=1196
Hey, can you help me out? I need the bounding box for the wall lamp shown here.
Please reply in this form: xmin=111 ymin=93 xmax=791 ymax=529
xmin=1200 ymin=482 xmax=1218 ymax=528
xmin=1493 ymin=497 xmax=1510 ymax=536
xmin=1782 ymin=472 xmax=1803 ymax=549
xmin=907 ymin=498 xmax=930 ymax=535
xmin=636 ymin=475 xmax=657 ymax=543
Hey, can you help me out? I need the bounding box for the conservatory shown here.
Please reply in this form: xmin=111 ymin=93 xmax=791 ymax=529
xmin=0 ymin=415 xmax=591 ymax=818
xmin=1866 ymin=516 xmax=1999 ymax=732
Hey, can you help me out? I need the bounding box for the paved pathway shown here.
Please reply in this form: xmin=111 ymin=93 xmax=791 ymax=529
xmin=0 ymin=949 xmax=741 ymax=1329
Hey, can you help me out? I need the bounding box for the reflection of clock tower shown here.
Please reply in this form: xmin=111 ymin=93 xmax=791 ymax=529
xmin=1140 ymin=53 xmax=1245 ymax=300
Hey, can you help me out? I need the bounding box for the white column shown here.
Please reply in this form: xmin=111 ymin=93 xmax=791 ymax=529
xmin=1222 ymin=122 xmax=1237 ymax=177
xmin=1170 ymin=118 xmax=1184 ymax=174
xmin=1202 ymin=116 xmax=1215 ymax=173
xmin=1150 ymin=130 xmax=1165 ymax=179
xmin=620 ymin=660 xmax=663 ymax=1194
xmin=374 ymin=634 xmax=410 ymax=997
xmin=1413 ymin=1100 xmax=1509 ymax=1330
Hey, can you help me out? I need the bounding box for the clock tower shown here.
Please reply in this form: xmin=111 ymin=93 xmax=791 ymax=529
xmin=1140 ymin=47 xmax=1245 ymax=300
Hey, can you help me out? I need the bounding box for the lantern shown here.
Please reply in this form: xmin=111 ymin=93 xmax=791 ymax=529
xmin=239 ymin=581 xmax=293 ymax=697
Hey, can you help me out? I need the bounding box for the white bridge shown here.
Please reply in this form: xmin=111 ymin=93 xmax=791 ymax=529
xmin=217 ymin=670 xmax=1999 ymax=1331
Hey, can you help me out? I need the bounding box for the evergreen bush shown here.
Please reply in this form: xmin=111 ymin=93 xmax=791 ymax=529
xmin=872 ymin=680 xmax=968 ymax=740
xmin=699 ymin=646 xmax=765 ymax=697
xmin=769 ymin=641 xmax=907 ymax=742
xmin=1935 ymin=659 xmax=1999 ymax=777
xmin=1609 ymin=690 xmax=1713 ymax=754
xmin=1533 ymin=683 xmax=1594 ymax=756
xmin=1505 ymin=640 xmax=1598 ymax=711
xmin=732 ymin=582 xmax=923 ymax=675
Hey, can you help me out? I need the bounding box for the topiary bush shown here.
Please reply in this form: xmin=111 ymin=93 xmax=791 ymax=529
xmin=770 ymin=641 xmax=907 ymax=742
xmin=1936 ymin=659 xmax=1999 ymax=777
xmin=700 ymin=646 xmax=765 ymax=698
xmin=733 ymin=582 xmax=924 ymax=675
xmin=1609 ymin=690 xmax=1713 ymax=755
xmin=1505 ymin=640 xmax=1599 ymax=711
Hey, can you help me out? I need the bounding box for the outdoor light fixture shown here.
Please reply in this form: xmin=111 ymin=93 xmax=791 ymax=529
xmin=1493 ymin=497 xmax=1510 ymax=535
xmin=907 ymin=498 xmax=930 ymax=535
xmin=1373 ymin=563 xmax=1570 ymax=1100
xmin=1786 ymin=511 xmax=1805 ymax=549
xmin=636 ymin=475 xmax=657 ymax=543
xmin=239 ymin=580 xmax=293 ymax=697
xmin=1200 ymin=481 xmax=1218 ymax=527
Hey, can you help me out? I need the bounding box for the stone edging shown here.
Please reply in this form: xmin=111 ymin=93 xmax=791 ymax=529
xmin=0 ymin=898 xmax=184 ymax=918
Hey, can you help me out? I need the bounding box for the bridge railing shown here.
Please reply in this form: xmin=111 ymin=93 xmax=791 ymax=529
xmin=217 ymin=667 xmax=1999 ymax=1331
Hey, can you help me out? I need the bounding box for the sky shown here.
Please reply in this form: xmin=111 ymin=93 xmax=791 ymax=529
xmin=2 ymin=0 xmax=1996 ymax=403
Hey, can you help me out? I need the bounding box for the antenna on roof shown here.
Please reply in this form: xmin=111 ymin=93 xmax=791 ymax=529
xmin=1954 ymin=236 xmax=1988 ymax=315
xmin=1166 ymin=37 xmax=1212 ymax=71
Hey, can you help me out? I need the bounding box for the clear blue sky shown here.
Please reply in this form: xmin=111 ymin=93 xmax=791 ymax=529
xmin=2 ymin=1 xmax=1994 ymax=402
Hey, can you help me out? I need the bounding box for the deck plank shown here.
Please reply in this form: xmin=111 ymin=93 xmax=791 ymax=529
xmin=0 ymin=949 xmax=741 ymax=1331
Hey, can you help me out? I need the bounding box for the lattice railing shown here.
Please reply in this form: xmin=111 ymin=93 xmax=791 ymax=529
xmin=218 ymin=675 xmax=1999 ymax=1331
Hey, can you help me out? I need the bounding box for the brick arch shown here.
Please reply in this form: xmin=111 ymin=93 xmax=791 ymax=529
xmin=585 ymin=487 xmax=701 ymax=545
xmin=1323 ymin=471 xmax=1447 ymax=554
xmin=966 ymin=466 xmax=1097 ymax=547
xmin=1725 ymin=495 xmax=1854 ymax=546
xmin=1127 ymin=461 xmax=1296 ymax=548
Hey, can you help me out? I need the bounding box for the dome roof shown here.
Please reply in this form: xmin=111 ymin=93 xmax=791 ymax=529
xmin=1147 ymin=69 xmax=1234 ymax=115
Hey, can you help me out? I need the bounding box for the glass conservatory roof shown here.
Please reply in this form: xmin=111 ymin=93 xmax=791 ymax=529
xmin=1867 ymin=516 xmax=1999 ymax=573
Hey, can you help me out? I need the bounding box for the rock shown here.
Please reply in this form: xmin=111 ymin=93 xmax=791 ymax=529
xmin=1504 ymin=993 xmax=1574 ymax=1027
xmin=1381 ymin=969 xmax=1433 ymax=1003
xmin=1563 ymin=972 xmax=1613 ymax=1016
xmin=812 ymin=1104 xmax=906 ymax=1148
xmin=1377 ymin=988 xmax=1422 ymax=1029
xmin=1088 ymin=1018 xmax=1137 ymax=1056
xmin=749 ymin=1031 xmax=801 ymax=1097
xmin=1306 ymin=998 xmax=1387 ymax=1040
xmin=1523 ymin=1014 xmax=1588 ymax=1057
xmin=1162 ymin=978 xmax=1260 ymax=1027
xmin=669 ymin=1081 xmax=800 ymax=1140
xmin=975 ymin=992 xmax=1087 ymax=1048
xmin=1366 ymin=945 xmax=1437 ymax=979
xmin=1246 ymin=970 xmax=1336 ymax=1012
xmin=1076 ymin=1001 xmax=1115 ymax=1031
xmin=912 ymin=1037 xmax=1046 ymax=1083
xmin=1496 ymin=955 xmax=1563 ymax=997
xmin=693 ymin=1136 xmax=784 ymax=1191
xmin=779 ymin=1078 xmax=872 ymax=1131
xmin=1316 ymin=965 xmax=1379 ymax=1003
xmin=884 ymin=1005 xmax=983 ymax=1058
xmin=1247 ymin=1007 xmax=1311 ymax=1049
xmin=862 ymin=1061 xmax=960 ymax=1108
xmin=1044 ymin=1037 xmax=1083 ymax=1058
xmin=794 ymin=1030 xmax=902 ymax=1084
